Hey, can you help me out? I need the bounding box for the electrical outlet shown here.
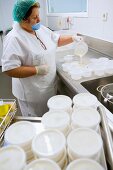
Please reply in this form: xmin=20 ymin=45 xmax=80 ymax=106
xmin=102 ymin=13 xmax=108 ymax=22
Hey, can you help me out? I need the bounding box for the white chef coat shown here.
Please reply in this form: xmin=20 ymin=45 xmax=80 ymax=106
xmin=2 ymin=23 xmax=60 ymax=116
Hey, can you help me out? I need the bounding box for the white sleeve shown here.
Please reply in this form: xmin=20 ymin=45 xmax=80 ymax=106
xmin=2 ymin=36 xmax=22 ymax=72
xmin=40 ymin=25 xmax=60 ymax=45
xmin=51 ymin=32 xmax=60 ymax=44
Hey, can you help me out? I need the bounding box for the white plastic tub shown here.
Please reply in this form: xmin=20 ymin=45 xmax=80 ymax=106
xmin=70 ymin=69 xmax=82 ymax=80
xmin=5 ymin=121 xmax=36 ymax=151
xmin=42 ymin=111 xmax=70 ymax=135
xmin=73 ymin=93 xmax=98 ymax=110
xmin=66 ymin=158 xmax=105 ymax=170
xmin=0 ymin=145 xmax=26 ymax=170
xmin=24 ymin=158 xmax=61 ymax=170
xmin=32 ymin=129 xmax=66 ymax=162
xmin=71 ymin=108 xmax=101 ymax=130
xmin=47 ymin=95 xmax=72 ymax=114
xmin=67 ymin=128 xmax=103 ymax=161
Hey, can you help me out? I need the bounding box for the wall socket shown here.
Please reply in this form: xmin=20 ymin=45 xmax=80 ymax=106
xmin=102 ymin=13 xmax=108 ymax=21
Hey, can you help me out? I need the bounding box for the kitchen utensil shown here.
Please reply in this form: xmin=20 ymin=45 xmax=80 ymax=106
xmin=74 ymin=41 xmax=88 ymax=65
xmin=97 ymin=83 xmax=113 ymax=112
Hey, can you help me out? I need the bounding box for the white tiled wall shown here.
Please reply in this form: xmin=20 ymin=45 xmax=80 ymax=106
xmin=47 ymin=0 xmax=113 ymax=43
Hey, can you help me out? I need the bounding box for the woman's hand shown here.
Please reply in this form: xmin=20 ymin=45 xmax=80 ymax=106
xmin=72 ymin=35 xmax=84 ymax=42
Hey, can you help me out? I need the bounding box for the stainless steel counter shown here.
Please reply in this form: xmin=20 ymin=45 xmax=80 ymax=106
xmin=56 ymin=47 xmax=113 ymax=169
xmin=56 ymin=48 xmax=113 ymax=131
xmin=57 ymin=48 xmax=112 ymax=91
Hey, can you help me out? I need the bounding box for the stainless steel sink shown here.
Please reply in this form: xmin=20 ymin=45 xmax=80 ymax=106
xmin=81 ymin=75 xmax=113 ymax=114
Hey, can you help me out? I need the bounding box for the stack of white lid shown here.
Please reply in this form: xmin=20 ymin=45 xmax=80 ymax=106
xmin=24 ymin=158 xmax=61 ymax=170
xmin=47 ymin=95 xmax=72 ymax=114
xmin=73 ymin=93 xmax=98 ymax=110
xmin=0 ymin=145 xmax=26 ymax=170
xmin=5 ymin=121 xmax=36 ymax=162
xmin=71 ymin=108 xmax=101 ymax=131
xmin=67 ymin=128 xmax=103 ymax=162
xmin=66 ymin=158 xmax=105 ymax=170
xmin=32 ymin=129 xmax=67 ymax=169
xmin=42 ymin=111 xmax=71 ymax=136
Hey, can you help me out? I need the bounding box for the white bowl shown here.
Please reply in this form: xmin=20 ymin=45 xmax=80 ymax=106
xmin=73 ymin=93 xmax=98 ymax=109
xmin=67 ymin=128 xmax=103 ymax=160
xmin=47 ymin=95 xmax=72 ymax=113
xmin=71 ymin=108 xmax=101 ymax=130
xmin=66 ymin=158 xmax=105 ymax=170
xmin=42 ymin=111 xmax=70 ymax=133
xmin=32 ymin=129 xmax=66 ymax=162
xmin=24 ymin=158 xmax=61 ymax=170
xmin=5 ymin=121 xmax=36 ymax=150
xmin=0 ymin=145 xmax=26 ymax=170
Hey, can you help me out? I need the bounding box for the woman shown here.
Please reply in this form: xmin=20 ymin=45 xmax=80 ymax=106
xmin=2 ymin=0 xmax=83 ymax=117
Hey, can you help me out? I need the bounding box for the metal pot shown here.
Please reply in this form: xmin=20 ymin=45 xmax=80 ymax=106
xmin=97 ymin=83 xmax=113 ymax=113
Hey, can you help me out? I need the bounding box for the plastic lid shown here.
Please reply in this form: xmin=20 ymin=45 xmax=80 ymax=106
xmin=66 ymin=159 xmax=105 ymax=170
xmin=67 ymin=128 xmax=102 ymax=157
xmin=72 ymin=108 xmax=100 ymax=128
xmin=73 ymin=93 xmax=97 ymax=107
xmin=5 ymin=121 xmax=36 ymax=146
xmin=47 ymin=95 xmax=72 ymax=110
xmin=24 ymin=158 xmax=61 ymax=170
xmin=32 ymin=129 xmax=66 ymax=158
xmin=42 ymin=111 xmax=70 ymax=129
xmin=0 ymin=145 xmax=26 ymax=170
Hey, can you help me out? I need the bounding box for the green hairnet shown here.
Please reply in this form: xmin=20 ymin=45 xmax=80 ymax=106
xmin=13 ymin=0 xmax=37 ymax=22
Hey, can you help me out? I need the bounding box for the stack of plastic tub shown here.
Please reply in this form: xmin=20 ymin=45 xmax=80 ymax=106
xmin=73 ymin=93 xmax=98 ymax=111
xmin=66 ymin=158 xmax=105 ymax=170
xmin=4 ymin=121 xmax=36 ymax=162
xmin=67 ymin=128 xmax=103 ymax=163
xmin=47 ymin=95 xmax=72 ymax=115
xmin=82 ymin=67 xmax=92 ymax=78
xmin=42 ymin=111 xmax=71 ymax=136
xmin=0 ymin=145 xmax=26 ymax=170
xmin=89 ymin=57 xmax=109 ymax=76
xmin=32 ymin=129 xmax=67 ymax=169
xmin=71 ymin=108 xmax=101 ymax=131
xmin=69 ymin=68 xmax=83 ymax=80
xmin=24 ymin=158 xmax=61 ymax=170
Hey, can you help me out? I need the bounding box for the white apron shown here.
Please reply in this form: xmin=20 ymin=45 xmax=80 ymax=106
xmin=2 ymin=23 xmax=60 ymax=116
